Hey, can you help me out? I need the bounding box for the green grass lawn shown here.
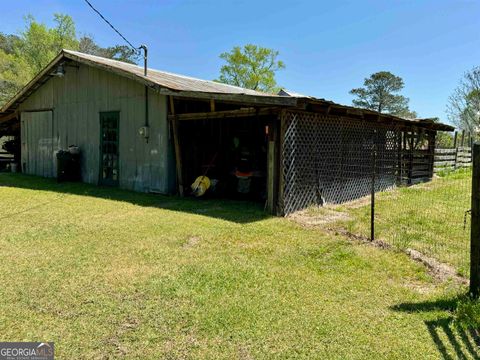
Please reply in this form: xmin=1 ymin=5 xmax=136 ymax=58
xmin=0 ymin=174 xmax=477 ymax=359
xmin=329 ymin=169 xmax=472 ymax=277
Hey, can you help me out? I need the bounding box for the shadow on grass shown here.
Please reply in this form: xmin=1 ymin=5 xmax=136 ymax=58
xmin=392 ymin=297 xmax=480 ymax=359
xmin=0 ymin=173 xmax=270 ymax=224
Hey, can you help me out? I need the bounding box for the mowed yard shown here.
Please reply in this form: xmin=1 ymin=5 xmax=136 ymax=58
xmin=332 ymin=169 xmax=472 ymax=276
xmin=0 ymin=174 xmax=476 ymax=359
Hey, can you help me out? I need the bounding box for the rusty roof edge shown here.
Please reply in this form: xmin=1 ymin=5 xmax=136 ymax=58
xmin=1 ymin=50 xmax=298 ymax=112
xmin=0 ymin=50 xmax=455 ymax=131
xmin=66 ymin=53 xmax=297 ymax=106
xmin=298 ymin=97 xmax=454 ymax=131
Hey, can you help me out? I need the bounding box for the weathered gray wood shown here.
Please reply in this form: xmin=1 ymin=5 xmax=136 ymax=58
xmin=171 ymin=115 xmax=184 ymax=196
xmin=21 ymin=110 xmax=55 ymax=178
xmin=168 ymin=107 xmax=279 ymax=121
xmin=18 ymin=62 xmax=174 ymax=194
xmin=435 ymin=148 xmax=457 ymax=154
xmin=266 ymin=121 xmax=277 ymax=214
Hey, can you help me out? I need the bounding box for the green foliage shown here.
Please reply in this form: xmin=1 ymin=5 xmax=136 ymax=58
xmin=216 ymin=44 xmax=285 ymax=93
xmin=78 ymin=36 xmax=139 ymax=64
xmin=0 ymin=13 xmax=139 ymax=107
xmin=0 ymin=33 xmax=21 ymax=54
xmin=436 ymin=131 xmax=455 ymax=149
xmin=455 ymin=297 xmax=480 ymax=329
xmin=350 ymin=71 xmax=416 ymax=118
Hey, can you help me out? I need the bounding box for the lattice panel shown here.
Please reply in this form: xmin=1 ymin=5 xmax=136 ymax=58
xmin=282 ymin=111 xmax=401 ymax=215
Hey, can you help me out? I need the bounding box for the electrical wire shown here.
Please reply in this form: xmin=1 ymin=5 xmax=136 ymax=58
xmin=83 ymin=0 xmax=139 ymax=53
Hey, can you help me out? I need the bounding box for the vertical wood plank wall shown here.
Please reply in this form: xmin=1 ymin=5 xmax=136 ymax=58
xmin=21 ymin=111 xmax=55 ymax=178
xmin=18 ymin=63 xmax=175 ymax=194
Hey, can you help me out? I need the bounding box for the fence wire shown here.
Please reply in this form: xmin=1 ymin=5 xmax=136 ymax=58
xmin=282 ymin=111 xmax=472 ymax=277
xmin=374 ymin=133 xmax=471 ymax=277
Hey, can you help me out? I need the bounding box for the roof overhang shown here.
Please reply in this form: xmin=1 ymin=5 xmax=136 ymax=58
xmin=297 ymin=97 xmax=455 ymax=132
xmin=0 ymin=50 xmax=297 ymax=114
xmin=0 ymin=50 xmax=454 ymax=133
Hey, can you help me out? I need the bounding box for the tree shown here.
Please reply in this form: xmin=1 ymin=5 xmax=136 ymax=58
xmin=0 ymin=13 xmax=139 ymax=107
xmin=447 ymin=67 xmax=480 ymax=132
xmin=216 ymin=44 xmax=285 ymax=93
xmin=79 ymin=36 xmax=139 ymax=64
xmin=350 ymin=71 xmax=417 ymax=118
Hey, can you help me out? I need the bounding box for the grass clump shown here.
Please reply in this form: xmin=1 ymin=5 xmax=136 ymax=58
xmin=456 ymin=296 xmax=480 ymax=329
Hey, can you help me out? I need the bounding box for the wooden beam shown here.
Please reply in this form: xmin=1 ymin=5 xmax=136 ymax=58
xmin=266 ymin=120 xmax=278 ymax=214
xmin=171 ymin=115 xmax=184 ymax=196
xmin=0 ymin=111 xmax=18 ymax=123
xmin=277 ymin=109 xmax=287 ymax=216
xmin=154 ymin=87 xmax=298 ymax=107
xmin=210 ymin=99 xmax=215 ymax=112
xmin=471 ymin=142 xmax=480 ymax=298
xmin=169 ymin=96 xmax=175 ymax=116
xmin=167 ymin=107 xmax=279 ymax=121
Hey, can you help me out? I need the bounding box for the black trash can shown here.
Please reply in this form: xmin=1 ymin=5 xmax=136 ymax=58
xmin=56 ymin=150 xmax=81 ymax=182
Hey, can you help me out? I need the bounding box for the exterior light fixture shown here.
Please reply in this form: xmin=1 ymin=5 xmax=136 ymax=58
xmin=52 ymin=63 xmax=65 ymax=77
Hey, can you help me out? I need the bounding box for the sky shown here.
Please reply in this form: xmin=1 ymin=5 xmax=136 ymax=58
xmin=1 ymin=0 xmax=479 ymax=122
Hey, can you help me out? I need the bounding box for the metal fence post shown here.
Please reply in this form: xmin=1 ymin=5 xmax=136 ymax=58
xmin=371 ymin=131 xmax=377 ymax=242
xmin=470 ymin=142 xmax=480 ymax=298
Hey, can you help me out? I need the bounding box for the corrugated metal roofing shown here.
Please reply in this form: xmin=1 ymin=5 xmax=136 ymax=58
xmin=0 ymin=49 xmax=454 ymax=131
xmin=64 ymin=50 xmax=274 ymax=96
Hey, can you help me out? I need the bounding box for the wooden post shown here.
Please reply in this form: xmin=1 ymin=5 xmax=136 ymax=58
xmin=171 ymin=115 xmax=184 ymax=196
xmin=277 ymin=109 xmax=286 ymax=216
xmin=461 ymin=129 xmax=465 ymax=148
xmin=266 ymin=121 xmax=277 ymax=213
xmin=471 ymin=142 xmax=480 ymax=298
xmin=427 ymin=131 xmax=435 ymax=179
xmin=409 ymin=132 xmax=414 ymax=185
xmin=371 ymin=130 xmax=377 ymax=241
xmin=454 ymin=131 xmax=459 ymax=170
xmin=397 ymin=131 xmax=402 ymax=185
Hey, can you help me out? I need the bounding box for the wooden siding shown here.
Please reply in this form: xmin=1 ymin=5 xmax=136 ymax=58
xmin=21 ymin=111 xmax=56 ymax=177
xmin=18 ymin=63 xmax=175 ymax=194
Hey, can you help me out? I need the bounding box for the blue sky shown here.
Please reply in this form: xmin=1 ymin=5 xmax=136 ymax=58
xmin=2 ymin=0 xmax=479 ymax=122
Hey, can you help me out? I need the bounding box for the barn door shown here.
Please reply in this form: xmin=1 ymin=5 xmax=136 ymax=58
xmin=99 ymin=112 xmax=119 ymax=186
xmin=21 ymin=111 xmax=55 ymax=177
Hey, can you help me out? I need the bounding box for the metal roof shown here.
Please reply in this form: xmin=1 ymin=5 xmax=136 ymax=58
xmin=65 ymin=50 xmax=276 ymax=96
xmin=0 ymin=50 xmax=454 ymax=131
xmin=0 ymin=50 xmax=297 ymax=113
xmin=278 ymin=88 xmax=455 ymax=131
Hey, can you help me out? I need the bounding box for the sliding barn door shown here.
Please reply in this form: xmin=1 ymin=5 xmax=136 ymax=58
xmin=21 ymin=111 xmax=56 ymax=177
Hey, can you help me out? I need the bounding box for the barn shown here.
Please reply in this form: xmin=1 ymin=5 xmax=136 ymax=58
xmin=0 ymin=50 xmax=453 ymax=215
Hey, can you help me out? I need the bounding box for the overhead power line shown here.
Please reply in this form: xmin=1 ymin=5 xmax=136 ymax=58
xmin=83 ymin=0 xmax=139 ymax=53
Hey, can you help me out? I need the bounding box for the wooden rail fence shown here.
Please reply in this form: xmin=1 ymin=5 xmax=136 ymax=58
xmin=434 ymin=147 xmax=472 ymax=173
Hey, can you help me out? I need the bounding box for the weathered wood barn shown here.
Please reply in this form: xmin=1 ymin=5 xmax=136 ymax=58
xmin=0 ymin=50 xmax=453 ymax=215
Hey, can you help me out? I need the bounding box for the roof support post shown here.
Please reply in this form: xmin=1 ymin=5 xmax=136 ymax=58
xmin=171 ymin=114 xmax=184 ymax=196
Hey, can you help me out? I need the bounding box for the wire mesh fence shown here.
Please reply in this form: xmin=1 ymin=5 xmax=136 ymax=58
xmin=282 ymin=111 xmax=472 ymax=278
xmin=376 ymin=131 xmax=471 ymax=276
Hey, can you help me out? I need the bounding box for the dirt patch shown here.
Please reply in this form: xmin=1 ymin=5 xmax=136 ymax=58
xmin=103 ymin=317 xmax=140 ymax=357
xmin=328 ymin=228 xmax=468 ymax=285
xmin=289 ymin=202 xmax=468 ymax=286
xmin=405 ymin=248 xmax=468 ymax=284
xmin=403 ymin=280 xmax=435 ymax=294
xmin=340 ymin=196 xmax=371 ymax=209
xmin=288 ymin=207 xmax=350 ymax=227
xmin=183 ymin=236 xmax=201 ymax=249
